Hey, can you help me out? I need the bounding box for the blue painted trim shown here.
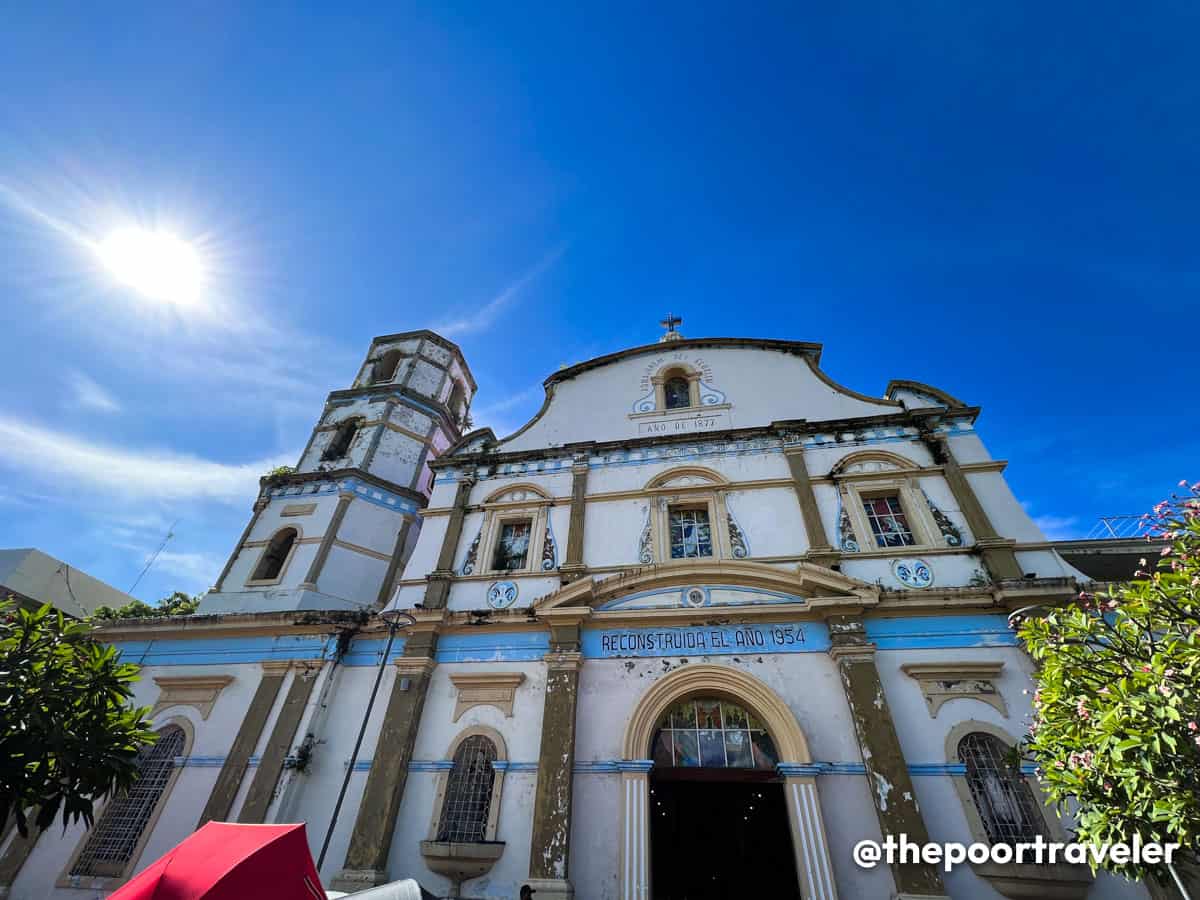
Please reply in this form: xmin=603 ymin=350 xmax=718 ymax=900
xmin=777 ymin=763 xmax=824 ymax=777
xmin=506 ymin=762 xmax=539 ymax=773
xmin=265 ymin=477 xmax=419 ymax=515
xmin=341 ymin=637 xmax=408 ymax=667
xmin=864 ymin=614 xmax=1017 ymax=649
xmin=115 ymin=635 xmax=334 ymax=667
xmin=583 ymin=621 xmax=830 ymax=659
xmin=435 ymin=631 xmax=550 ymax=663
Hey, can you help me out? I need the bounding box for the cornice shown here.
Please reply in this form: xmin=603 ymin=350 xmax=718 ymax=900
xmin=430 ymin=408 xmax=982 ymax=471
xmin=259 ymin=467 xmax=429 ymax=509
xmin=544 ymin=337 xmax=825 ymax=386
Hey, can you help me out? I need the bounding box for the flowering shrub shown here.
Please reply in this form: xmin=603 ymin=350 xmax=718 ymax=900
xmin=1015 ymin=481 xmax=1200 ymax=880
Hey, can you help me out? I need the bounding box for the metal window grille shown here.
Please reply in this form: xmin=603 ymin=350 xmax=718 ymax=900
xmin=664 ymin=377 xmax=690 ymax=409
xmin=491 ymin=521 xmax=531 ymax=571
xmin=70 ymin=726 xmax=185 ymax=877
xmin=436 ymin=736 xmax=497 ymax=842
xmin=958 ymin=732 xmax=1045 ymax=844
xmin=861 ymin=495 xmax=916 ymax=548
xmin=669 ymin=508 xmax=713 ymax=559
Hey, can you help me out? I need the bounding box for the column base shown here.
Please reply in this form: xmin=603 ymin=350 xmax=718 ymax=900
xmin=522 ymin=878 xmax=575 ymax=900
xmin=329 ymin=868 xmax=389 ymax=892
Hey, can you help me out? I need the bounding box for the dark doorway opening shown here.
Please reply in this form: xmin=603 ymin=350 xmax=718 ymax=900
xmin=649 ymin=770 xmax=800 ymax=899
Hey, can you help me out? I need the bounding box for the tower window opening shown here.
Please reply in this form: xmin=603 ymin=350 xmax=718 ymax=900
xmin=252 ymin=528 xmax=297 ymax=582
xmin=323 ymin=418 xmax=362 ymax=461
xmin=371 ymin=349 xmax=403 ymax=385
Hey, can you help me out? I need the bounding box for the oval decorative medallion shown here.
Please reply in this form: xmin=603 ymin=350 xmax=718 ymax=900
xmin=892 ymin=558 xmax=934 ymax=589
xmin=486 ymin=580 xmax=519 ymax=609
xmin=682 ymin=586 xmax=707 ymax=608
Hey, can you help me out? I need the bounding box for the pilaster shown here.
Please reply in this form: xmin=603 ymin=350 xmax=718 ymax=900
xmin=921 ymin=430 xmax=1022 ymax=580
xmin=424 ymin=475 xmax=475 ymax=609
xmin=375 ymin=513 xmax=417 ymax=608
xmin=331 ymin=614 xmax=444 ymax=892
xmin=827 ymin=617 xmax=947 ymax=898
xmin=527 ymin=609 xmax=587 ymax=893
xmin=560 ymin=450 xmax=592 ymax=583
xmin=198 ymin=665 xmax=287 ymax=825
xmin=0 ymin=828 xmax=40 ymax=898
xmin=775 ymin=764 xmax=839 ymax=899
xmin=615 ymin=760 xmax=653 ymax=900
xmin=238 ymin=660 xmax=321 ymax=823
xmin=300 ymin=492 xmax=355 ymax=590
xmin=781 ymin=438 xmax=839 ymax=567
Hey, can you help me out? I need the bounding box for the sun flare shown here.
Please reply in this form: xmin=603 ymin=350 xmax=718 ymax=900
xmin=96 ymin=227 xmax=205 ymax=306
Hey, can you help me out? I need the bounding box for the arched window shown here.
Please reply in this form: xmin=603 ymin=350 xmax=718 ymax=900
xmin=70 ymin=726 xmax=186 ymax=877
xmin=322 ymin=417 xmax=361 ymax=461
xmin=251 ymin=528 xmax=297 ymax=582
xmin=651 ymin=698 xmax=778 ymax=769
xmin=664 ymin=376 xmax=691 ymax=410
xmin=957 ymin=732 xmax=1045 ymax=844
xmin=435 ymin=735 xmax=497 ymax=842
xmin=371 ymin=349 xmax=402 ymax=384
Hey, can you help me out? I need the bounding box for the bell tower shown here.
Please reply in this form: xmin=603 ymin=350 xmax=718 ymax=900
xmin=201 ymin=331 xmax=475 ymax=614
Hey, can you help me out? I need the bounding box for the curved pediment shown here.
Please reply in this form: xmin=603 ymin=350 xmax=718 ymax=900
xmin=831 ymin=449 xmax=920 ymax=476
xmin=645 ymin=466 xmax=728 ymax=490
xmin=534 ymin=559 xmax=876 ymax=614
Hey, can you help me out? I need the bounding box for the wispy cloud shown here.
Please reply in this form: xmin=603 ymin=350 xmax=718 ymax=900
xmin=1033 ymin=514 xmax=1080 ymax=540
xmin=0 ymin=415 xmax=293 ymax=504
xmin=434 ymin=244 xmax=566 ymax=337
xmin=66 ymin=370 xmax=121 ymax=413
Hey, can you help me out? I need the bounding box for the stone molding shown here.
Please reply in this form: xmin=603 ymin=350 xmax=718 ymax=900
xmin=448 ymin=672 xmax=526 ymax=721
xmin=150 ymin=675 xmax=234 ymax=720
xmin=901 ymin=661 xmax=1007 ymax=717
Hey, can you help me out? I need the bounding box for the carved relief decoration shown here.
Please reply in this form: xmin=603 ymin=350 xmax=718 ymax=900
xmin=448 ymin=672 xmax=526 ymax=722
xmin=901 ymin=662 xmax=1007 ymax=717
xmin=151 ymin=675 xmax=234 ymax=720
xmin=838 ymin=505 xmax=860 ymax=553
xmin=922 ymin=488 xmax=964 ymax=547
xmin=638 ymin=506 xmax=654 ymax=564
xmin=461 ymin=526 xmax=482 ymax=575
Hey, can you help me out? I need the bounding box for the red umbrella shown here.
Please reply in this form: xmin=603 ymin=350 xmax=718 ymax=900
xmin=110 ymin=822 xmax=326 ymax=900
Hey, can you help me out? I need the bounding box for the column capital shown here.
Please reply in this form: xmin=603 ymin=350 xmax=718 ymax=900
xmin=393 ymin=656 xmax=436 ymax=678
xmin=616 ymin=759 xmax=654 ymax=774
xmin=828 ymin=642 xmax=876 ymax=663
xmin=545 ymin=651 xmax=583 ymax=672
xmin=260 ymin=658 xmax=313 ymax=676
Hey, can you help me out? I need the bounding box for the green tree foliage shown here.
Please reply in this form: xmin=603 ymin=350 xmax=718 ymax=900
xmin=1015 ymin=481 xmax=1200 ymax=880
xmin=0 ymin=600 xmax=157 ymax=837
xmin=92 ymin=590 xmax=200 ymax=621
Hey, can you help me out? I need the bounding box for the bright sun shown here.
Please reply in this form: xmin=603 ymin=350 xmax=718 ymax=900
xmin=96 ymin=227 xmax=205 ymax=306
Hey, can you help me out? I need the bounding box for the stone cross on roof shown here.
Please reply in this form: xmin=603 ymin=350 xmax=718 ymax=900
xmin=658 ymin=313 xmax=683 ymax=343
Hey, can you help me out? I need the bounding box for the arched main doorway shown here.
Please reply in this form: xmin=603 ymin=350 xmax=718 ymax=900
xmin=648 ymin=696 xmax=799 ymax=898
xmin=618 ymin=665 xmax=839 ymax=900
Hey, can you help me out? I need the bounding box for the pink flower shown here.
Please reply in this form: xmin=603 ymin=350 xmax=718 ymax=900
xmin=1142 ymin=664 xmax=1153 ymax=673
xmin=1098 ymin=686 xmax=1111 ymax=695
xmin=1054 ymin=759 xmax=1066 ymax=769
xmin=1160 ymin=684 xmax=1173 ymax=697
xmin=1188 ymin=721 xmax=1197 ymax=732
xmin=1165 ymin=669 xmax=1175 ymax=678
xmin=1162 ymin=546 xmax=1173 ymax=556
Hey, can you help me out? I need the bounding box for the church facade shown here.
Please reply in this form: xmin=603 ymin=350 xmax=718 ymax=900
xmin=0 ymin=327 xmax=1155 ymax=900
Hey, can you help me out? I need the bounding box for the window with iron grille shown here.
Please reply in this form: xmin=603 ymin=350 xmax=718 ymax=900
xmin=861 ymin=495 xmax=916 ymax=548
xmin=958 ymin=732 xmax=1045 ymax=844
xmin=669 ymin=507 xmax=713 ymax=559
xmin=436 ymin=735 xmax=497 ymax=842
xmin=70 ymin=726 xmax=185 ymax=877
xmin=491 ymin=520 xmax=531 ymax=571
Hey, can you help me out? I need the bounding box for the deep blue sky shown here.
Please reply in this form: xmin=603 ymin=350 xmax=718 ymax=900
xmin=0 ymin=3 xmax=1195 ymax=603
